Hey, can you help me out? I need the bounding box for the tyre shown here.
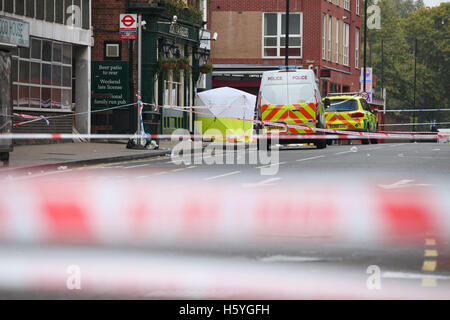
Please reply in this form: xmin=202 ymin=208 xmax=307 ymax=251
xmin=257 ymin=128 xmax=271 ymax=151
xmin=362 ymin=128 xmax=370 ymax=145
xmin=370 ymin=126 xmax=379 ymax=144
xmin=316 ymin=139 xmax=327 ymax=149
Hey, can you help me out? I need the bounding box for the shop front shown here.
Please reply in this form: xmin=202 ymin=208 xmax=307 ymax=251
xmin=129 ymin=2 xmax=206 ymax=134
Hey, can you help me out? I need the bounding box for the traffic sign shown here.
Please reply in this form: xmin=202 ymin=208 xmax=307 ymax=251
xmin=120 ymin=14 xmax=137 ymax=40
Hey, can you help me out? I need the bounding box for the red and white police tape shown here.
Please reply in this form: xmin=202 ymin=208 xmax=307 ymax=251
xmin=1 ymin=177 xmax=449 ymax=247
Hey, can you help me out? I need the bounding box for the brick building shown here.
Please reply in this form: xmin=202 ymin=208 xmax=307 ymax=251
xmin=209 ymin=0 xmax=362 ymax=96
xmin=91 ymin=0 xmax=210 ymax=134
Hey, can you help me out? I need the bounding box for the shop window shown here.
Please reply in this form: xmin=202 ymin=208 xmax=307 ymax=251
xmin=82 ymin=0 xmax=90 ymax=30
xmin=19 ymin=86 xmax=29 ymax=108
xmin=30 ymin=87 xmax=40 ymax=108
xmin=4 ymin=0 xmax=13 ymax=13
xmin=55 ymin=0 xmax=64 ymax=23
xmin=30 ymin=62 xmax=41 ymax=85
xmin=53 ymin=43 xmax=62 ymax=63
xmin=45 ymin=0 xmax=54 ymax=22
xmin=26 ymin=0 xmax=35 ymax=18
xmin=19 ymin=61 xmax=30 ymax=83
xmin=63 ymin=44 xmax=72 ymax=64
xmin=42 ymin=41 xmax=52 ymax=62
xmin=42 ymin=63 xmax=51 ymax=85
xmin=52 ymin=64 xmax=61 ymax=86
xmin=31 ymin=39 xmax=42 ymax=60
xmin=36 ymin=0 xmax=44 ymax=20
xmin=15 ymin=0 xmax=25 ymax=15
xmin=41 ymin=87 xmax=51 ymax=108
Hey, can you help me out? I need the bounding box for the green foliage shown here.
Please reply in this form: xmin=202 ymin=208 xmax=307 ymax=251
xmin=199 ymin=62 xmax=213 ymax=74
xmin=157 ymin=0 xmax=204 ymax=26
xmin=365 ymin=1 xmax=449 ymax=127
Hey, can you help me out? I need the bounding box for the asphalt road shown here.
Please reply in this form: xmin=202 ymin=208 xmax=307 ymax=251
xmin=2 ymin=142 xmax=450 ymax=298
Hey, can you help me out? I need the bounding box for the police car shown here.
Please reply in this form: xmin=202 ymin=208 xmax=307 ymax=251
xmin=323 ymin=93 xmax=379 ymax=144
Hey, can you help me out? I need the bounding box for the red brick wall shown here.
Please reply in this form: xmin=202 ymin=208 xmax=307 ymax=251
xmin=92 ymin=0 xmax=128 ymax=61
xmin=210 ymin=0 xmax=362 ymax=92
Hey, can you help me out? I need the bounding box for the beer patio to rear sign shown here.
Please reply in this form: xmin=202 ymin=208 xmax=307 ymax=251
xmin=120 ymin=14 xmax=137 ymax=40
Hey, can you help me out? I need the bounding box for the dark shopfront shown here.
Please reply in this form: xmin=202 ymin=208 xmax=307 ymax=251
xmin=130 ymin=2 xmax=203 ymax=135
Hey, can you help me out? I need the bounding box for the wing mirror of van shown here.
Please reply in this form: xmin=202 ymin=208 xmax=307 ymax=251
xmin=372 ymin=109 xmax=378 ymax=114
xmin=324 ymin=98 xmax=331 ymax=109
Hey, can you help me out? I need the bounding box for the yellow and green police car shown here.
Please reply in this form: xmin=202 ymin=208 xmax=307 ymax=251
xmin=323 ymin=94 xmax=379 ymax=144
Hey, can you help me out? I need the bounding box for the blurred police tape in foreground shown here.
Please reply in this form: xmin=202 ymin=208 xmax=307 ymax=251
xmin=0 ymin=175 xmax=450 ymax=298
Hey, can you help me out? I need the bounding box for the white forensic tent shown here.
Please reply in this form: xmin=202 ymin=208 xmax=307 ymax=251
xmin=194 ymin=87 xmax=256 ymax=142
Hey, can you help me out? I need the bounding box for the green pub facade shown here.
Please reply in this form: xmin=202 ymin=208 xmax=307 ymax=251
xmin=92 ymin=0 xmax=208 ymax=135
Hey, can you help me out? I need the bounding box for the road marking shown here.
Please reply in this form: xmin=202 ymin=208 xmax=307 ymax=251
xmin=242 ymin=177 xmax=281 ymax=188
xmin=382 ymin=272 xmax=450 ymax=280
xmin=335 ymin=150 xmax=353 ymax=155
xmin=422 ymin=278 xmax=437 ymax=287
xmin=296 ymin=155 xmax=325 ymax=162
xmin=154 ymin=171 xmax=168 ymax=176
xmin=186 ymin=166 xmax=197 ymax=169
xmin=136 ymin=176 xmax=149 ymax=179
xmin=124 ymin=163 xmax=152 ymax=169
xmin=172 ymin=168 xmax=186 ymax=172
xmin=425 ymin=239 xmax=437 ymax=246
xmin=425 ymin=250 xmax=438 ymax=257
xmin=378 ymin=179 xmax=433 ymax=190
xmin=422 ymin=260 xmax=437 ymax=272
xmin=204 ymin=171 xmax=241 ymax=181
xmin=256 ymin=162 xmax=286 ymax=169
xmin=259 ymin=255 xmax=340 ymax=263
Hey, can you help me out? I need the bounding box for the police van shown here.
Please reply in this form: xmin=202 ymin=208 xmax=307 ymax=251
xmin=255 ymin=67 xmax=327 ymax=150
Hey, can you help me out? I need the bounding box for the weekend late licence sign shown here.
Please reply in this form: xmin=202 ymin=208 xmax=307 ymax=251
xmin=120 ymin=14 xmax=137 ymax=40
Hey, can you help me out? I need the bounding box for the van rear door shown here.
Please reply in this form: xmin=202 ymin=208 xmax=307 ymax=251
xmin=285 ymin=74 xmax=317 ymax=134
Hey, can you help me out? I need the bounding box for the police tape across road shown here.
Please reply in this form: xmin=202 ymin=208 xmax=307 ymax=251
xmin=1 ymin=176 xmax=450 ymax=248
xmin=0 ymin=132 xmax=449 ymax=141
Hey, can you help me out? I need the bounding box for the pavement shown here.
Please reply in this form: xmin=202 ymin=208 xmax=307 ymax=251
xmin=0 ymin=140 xmax=208 ymax=172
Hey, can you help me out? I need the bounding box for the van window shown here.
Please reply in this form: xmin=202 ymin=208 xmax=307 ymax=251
xmin=327 ymin=99 xmax=358 ymax=112
xmin=288 ymin=84 xmax=315 ymax=104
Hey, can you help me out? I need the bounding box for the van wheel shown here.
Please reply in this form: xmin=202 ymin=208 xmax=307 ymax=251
xmin=370 ymin=126 xmax=379 ymax=144
xmin=316 ymin=139 xmax=327 ymax=149
xmin=256 ymin=128 xmax=271 ymax=151
xmin=362 ymin=128 xmax=370 ymax=145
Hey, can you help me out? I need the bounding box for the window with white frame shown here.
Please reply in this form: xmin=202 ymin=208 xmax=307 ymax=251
xmin=322 ymin=14 xmax=326 ymax=60
xmin=344 ymin=0 xmax=350 ymax=11
xmin=355 ymin=27 xmax=360 ymax=68
xmin=2 ymin=0 xmax=91 ymax=30
xmin=328 ymin=16 xmax=332 ymax=61
xmin=336 ymin=19 xmax=339 ymax=64
xmin=343 ymin=23 xmax=350 ymax=66
xmin=11 ymin=37 xmax=73 ymax=110
xmin=263 ymin=12 xmax=303 ymax=58
xmin=356 ymin=0 xmax=360 ymax=15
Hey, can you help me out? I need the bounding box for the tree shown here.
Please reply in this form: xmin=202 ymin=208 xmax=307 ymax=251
xmin=363 ymin=1 xmax=449 ymax=128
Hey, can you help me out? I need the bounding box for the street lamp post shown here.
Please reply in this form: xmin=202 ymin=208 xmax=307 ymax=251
xmin=285 ymin=0 xmax=289 ymax=68
xmin=363 ymin=0 xmax=367 ymax=93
